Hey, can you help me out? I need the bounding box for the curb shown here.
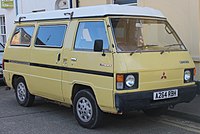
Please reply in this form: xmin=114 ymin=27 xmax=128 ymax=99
xmin=166 ymin=110 xmax=200 ymax=123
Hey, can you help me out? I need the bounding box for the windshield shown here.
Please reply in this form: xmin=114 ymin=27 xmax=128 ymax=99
xmin=111 ymin=18 xmax=186 ymax=53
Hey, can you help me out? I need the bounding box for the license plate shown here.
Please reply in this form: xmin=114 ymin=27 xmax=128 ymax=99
xmin=153 ymin=89 xmax=178 ymax=101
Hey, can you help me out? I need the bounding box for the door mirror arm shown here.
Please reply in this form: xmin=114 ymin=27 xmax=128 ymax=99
xmin=102 ymin=49 xmax=106 ymax=56
xmin=94 ymin=40 xmax=106 ymax=56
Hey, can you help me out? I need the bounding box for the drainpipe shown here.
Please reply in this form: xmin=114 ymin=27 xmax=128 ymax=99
xmin=76 ymin=0 xmax=79 ymax=7
xmin=70 ymin=0 xmax=72 ymax=8
xmin=15 ymin=0 xmax=18 ymax=15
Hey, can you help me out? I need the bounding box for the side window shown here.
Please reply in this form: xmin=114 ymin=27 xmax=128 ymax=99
xmin=10 ymin=26 xmax=34 ymax=46
xmin=74 ymin=21 xmax=109 ymax=51
xmin=35 ymin=25 xmax=67 ymax=47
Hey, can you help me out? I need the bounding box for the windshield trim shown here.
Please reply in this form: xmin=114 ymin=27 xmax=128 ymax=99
xmin=109 ymin=17 xmax=187 ymax=53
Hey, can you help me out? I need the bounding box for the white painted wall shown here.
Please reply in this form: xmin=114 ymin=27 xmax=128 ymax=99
xmin=18 ymin=0 xmax=57 ymax=14
xmin=0 ymin=1 xmax=16 ymax=41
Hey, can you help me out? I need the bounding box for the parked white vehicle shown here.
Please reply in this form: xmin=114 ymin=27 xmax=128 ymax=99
xmin=0 ymin=43 xmax=4 ymax=81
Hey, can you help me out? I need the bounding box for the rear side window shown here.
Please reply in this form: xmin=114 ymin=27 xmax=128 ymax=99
xmin=10 ymin=26 xmax=34 ymax=46
xmin=74 ymin=21 xmax=109 ymax=51
xmin=35 ymin=25 xmax=67 ymax=48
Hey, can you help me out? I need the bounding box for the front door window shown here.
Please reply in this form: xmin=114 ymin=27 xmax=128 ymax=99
xmin=74 ymin=21 xmax=109 ymax=51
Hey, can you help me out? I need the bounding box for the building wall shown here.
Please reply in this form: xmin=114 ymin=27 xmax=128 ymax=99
xmin=0 ymin=1 xmax=16 ymax=43
xmin=18 ymin=0 xmax=57 ymax=13
xmin=138 ymin=0 xmax=200 ymax=80
xmin=79 ymin=0 xmax=112 ymax=7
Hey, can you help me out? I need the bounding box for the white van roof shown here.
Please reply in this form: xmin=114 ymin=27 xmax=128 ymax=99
xmin=15 ymin=4 xmax=166 ymax=22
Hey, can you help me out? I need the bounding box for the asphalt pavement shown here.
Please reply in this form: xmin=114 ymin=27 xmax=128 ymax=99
xmin=167 ymin=94 xmax=200 ymax=123
xmin=0 ymin=85 xmax=200 ymax=134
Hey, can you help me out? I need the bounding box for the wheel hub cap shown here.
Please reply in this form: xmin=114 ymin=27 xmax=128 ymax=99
xmin=17 ymin=82 xmax=26 ymax=102
xmin=76 ymin=97 xmax=93 ymax=122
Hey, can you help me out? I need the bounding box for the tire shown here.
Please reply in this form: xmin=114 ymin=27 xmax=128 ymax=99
xmin=15 ymin=77 xmax=35 ymax=107
xmin=73 ymin=90 xmax=102 ymax=129
xmin=143 ymin=107 xmax=168 ymax=117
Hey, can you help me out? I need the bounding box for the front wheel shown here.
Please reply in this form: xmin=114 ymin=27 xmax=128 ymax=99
xmin=73 ymin=90 xmax=102 ymax=129
xmin=15 ymin=77 xmax=35 ymax=107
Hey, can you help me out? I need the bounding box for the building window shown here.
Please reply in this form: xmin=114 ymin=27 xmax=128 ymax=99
xmin=0 ymin=16 xmax=6 ymax=46
xmin=114 ymin=0 xmax=137 ymax=5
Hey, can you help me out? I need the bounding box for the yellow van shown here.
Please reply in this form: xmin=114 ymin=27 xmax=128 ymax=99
xmin=3 ymin=5 xmax=197 ymax=128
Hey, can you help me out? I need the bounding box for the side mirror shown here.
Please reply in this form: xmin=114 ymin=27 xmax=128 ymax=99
xmin=94 ymin=40 xmax=103 ymax=52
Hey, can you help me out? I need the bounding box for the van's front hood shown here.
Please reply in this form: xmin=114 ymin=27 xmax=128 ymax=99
xmin=114 ymin=51 xmax=195 ymax=92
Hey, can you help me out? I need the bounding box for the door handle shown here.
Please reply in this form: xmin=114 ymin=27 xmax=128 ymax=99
xmin=71 ymin=58 xmax=77 ymax=61
xmin=57 ymin=53 xmax=61 ymax=63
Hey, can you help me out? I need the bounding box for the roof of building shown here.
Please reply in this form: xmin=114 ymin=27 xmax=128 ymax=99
xmin=15 ymin=4 xmax=166 ymax=22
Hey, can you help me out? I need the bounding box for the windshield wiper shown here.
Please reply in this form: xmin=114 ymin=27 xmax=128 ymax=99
xmin=144 ymin=44 xmax=158 ymax=47
xmin=130 ymin=49 xmax=142 ymax=56
xmin=130 ymin=45 xmax=158 ymax=56
xmin=130 ymin=46 xmax=145 ymax=56
xmin=164 ymin=44 xmax=182 ymax=48
xmin=160 ymin=44 xmax=183 ymax=55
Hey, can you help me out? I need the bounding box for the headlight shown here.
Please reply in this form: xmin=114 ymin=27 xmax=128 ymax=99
xmin=184 ymin=70 xmax=191 ymax=81
xmin=116 ymin=73 xmax=139 ymax=90
xmin=125 ymin=75 xmax=135 ymax=87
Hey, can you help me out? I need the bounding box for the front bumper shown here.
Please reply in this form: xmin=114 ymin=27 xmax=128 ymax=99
xmin=115 ymin=85 xmax=197 ymax=113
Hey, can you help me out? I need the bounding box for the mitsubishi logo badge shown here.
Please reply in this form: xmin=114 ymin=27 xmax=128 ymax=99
xmin=161 ymin=72 xmax=167 ymax=79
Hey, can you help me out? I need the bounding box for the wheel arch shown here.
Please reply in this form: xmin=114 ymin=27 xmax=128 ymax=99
xmin=12 ymin=74 xmax=24 ymax=89
xmin=71 ymin=83 xmax=96 ymax=104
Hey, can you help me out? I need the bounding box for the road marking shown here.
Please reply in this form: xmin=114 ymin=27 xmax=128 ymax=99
xmin=0 ymin=109 xmax=64 ymax=119
xmin=149 ymin=116 xmax=200 ymax=134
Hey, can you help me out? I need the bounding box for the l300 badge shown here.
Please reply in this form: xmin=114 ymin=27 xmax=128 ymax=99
xmin=180 ymin=61 xmax=189 ymax=64
xmin=100 ymin=63 xmax=112 ymax=67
